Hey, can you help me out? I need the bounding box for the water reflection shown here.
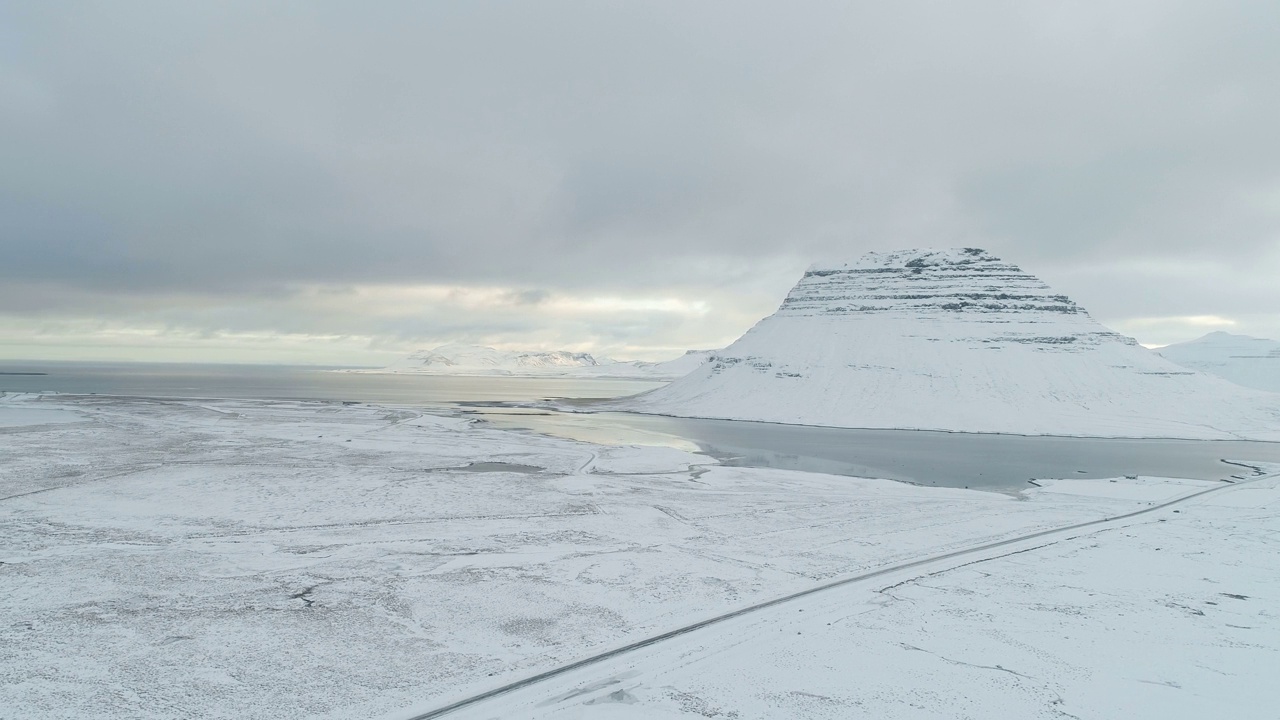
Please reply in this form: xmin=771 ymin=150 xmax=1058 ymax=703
xmin=0 ymin=361 xmax=662 ymax=405
xmin=471 ymin=408 xmax=1280 ymax=491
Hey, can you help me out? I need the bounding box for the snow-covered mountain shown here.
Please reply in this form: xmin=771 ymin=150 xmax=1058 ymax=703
xmin=580 ymin=349 xmax=715 ymax=379
xmin=1158 ymin=331 xmax=1280 ymax=393
xmin=382 ymin=344 xmax=711 ymax=380
xmin=386 ymin=343 xmax=602 ymax=374
xmin=625 ymin=248 xmax=1280 ymax=439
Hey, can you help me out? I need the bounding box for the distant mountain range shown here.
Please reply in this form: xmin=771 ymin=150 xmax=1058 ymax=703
xmin=381 ymin=343 xmax=714 ymax=380
xmin=624 ymin=248 xmax=1280 ymax=439
xmin=1158 ymin=331 xmax=1280 ymax=393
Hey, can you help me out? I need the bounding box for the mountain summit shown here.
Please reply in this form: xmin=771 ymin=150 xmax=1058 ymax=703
xmin=627 ymin=248 xmax=1280 ymax=439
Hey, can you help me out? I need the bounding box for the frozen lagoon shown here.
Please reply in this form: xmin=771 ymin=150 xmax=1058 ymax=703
xmin=2 ymin=386 xmax=1279 ymax=719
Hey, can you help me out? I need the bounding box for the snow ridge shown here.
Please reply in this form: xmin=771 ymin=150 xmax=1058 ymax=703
xmin=627 ymin=248 xmax=1280 ymax=439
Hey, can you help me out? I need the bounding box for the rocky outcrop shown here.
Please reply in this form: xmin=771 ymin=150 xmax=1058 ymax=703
xmin=772 ymin=247 xmax=1130 ymax=345
xmin=627 ymin=249 xmax=1280 ymax=439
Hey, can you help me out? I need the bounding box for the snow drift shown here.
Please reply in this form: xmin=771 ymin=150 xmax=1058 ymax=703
xmin=627 ymin=248 xmax=1280 ymax=439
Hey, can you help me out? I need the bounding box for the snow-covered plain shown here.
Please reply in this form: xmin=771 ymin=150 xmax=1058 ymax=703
xmin=0 ymin=404 xmax=83 ymax=428
xmin=375 ymin=344 xmax=713 ymax=380
xmin=1159 ymin=331 xmax=1280 ymax=393
xmin=451 ymin=473 xmax=1280 ymax=720
xmin=2 ymin=392 xmax=1278 ymax=719
xmin=629 ymin=249 xmax=1280 ymax=439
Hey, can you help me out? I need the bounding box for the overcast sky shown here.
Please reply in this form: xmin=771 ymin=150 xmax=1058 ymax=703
xmin=3 ymin=1 xmax=1278 ymax=364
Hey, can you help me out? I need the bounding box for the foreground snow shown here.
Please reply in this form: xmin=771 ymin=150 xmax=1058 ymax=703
xmin=454 ymin=472 xmax=1280 ymax=720
xmin=376 ymin=344 xmax=713 ymax=380
xmin=629 ymin=249 xmax=1280 ymax=439
xmin=1159 ymin=331 xmax=1280 ymax=393
xmin=1 ymin=393 xmax=1277 ymax=719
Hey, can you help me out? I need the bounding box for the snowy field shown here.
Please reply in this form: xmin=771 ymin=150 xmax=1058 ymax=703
xmin=2 ymin=393 xmax=1277 ymax=719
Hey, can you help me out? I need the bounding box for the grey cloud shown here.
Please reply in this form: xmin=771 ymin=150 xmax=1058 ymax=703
xmin=502 ymin=289 xmax=551 ymax=306
xmin=2 ymin=1 xmax=1279 ymax=353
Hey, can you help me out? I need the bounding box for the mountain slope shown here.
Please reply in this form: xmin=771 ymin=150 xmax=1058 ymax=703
xmin=1158 ymin=331 xmax=1280 ymax=393
xmin=578 ymin=349 xmax=714 ymax=379
xmin=626 ymin=248 xmax=1280 ymax=439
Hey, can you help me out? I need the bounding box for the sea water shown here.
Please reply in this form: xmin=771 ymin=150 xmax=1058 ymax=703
xmin=6 ymin=360 xmax=1278 ymax=490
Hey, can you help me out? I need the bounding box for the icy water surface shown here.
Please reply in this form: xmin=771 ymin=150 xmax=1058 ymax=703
xmin=6 ymin=360 xmax=1279 ymax=490
xmin=471 ymin=408 xmax=1280 ymax=490
xmin=0 ymin=361 xmax=661 ymax=404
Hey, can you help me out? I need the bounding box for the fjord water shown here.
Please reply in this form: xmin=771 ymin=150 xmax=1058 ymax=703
xmin=0 ymin=361 xmax=661 ymax=404
xmin=6 ymin=361 xmax=1279 ymax=490
xmin=474 ymin=408 xmax=1280 ymax=490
